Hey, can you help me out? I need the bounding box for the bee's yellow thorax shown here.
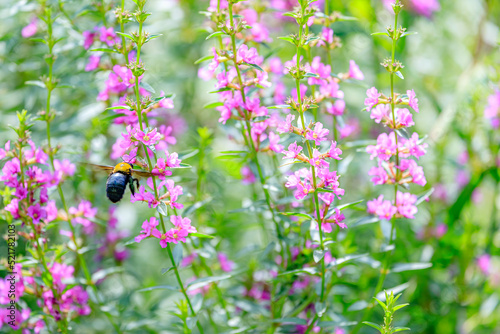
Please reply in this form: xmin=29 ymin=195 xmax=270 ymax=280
xmin=113 ymin=162 xmax=132 ymax=174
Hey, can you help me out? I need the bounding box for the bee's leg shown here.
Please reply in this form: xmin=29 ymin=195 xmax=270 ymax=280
xmin=133 ymin=178 xmax=140 ymax=189
xmin=129 ymin=177 xmax=136 ymax=197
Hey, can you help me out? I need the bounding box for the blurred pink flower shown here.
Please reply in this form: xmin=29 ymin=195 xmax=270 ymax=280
xmin=22 ymin=18 xmax=37 ymax=38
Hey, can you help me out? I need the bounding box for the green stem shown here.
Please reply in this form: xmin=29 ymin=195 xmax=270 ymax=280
xmin=352 ymin=9 xmax=401 ymax=334
xmin=130 ymin=13 xmax=203 ymax=331
xmin=42 ymin=7 xmax=120 ymax=332
xmin=227 ymin=3 xmax=286 ymax=262
xmin=294 ymin=4 xmax=326 ymax=332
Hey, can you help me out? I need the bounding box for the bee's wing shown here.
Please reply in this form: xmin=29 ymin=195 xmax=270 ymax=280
xmin=131 ymin=169 xmax=155 ymax=178
xmin=82 ymin=163 xmax=115 ymax=173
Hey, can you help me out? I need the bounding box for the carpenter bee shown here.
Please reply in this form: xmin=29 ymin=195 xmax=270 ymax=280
xmin=86 ymin=162 xmax=154 ymax=203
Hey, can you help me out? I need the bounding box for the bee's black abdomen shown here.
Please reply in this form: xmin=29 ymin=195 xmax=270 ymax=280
xmin=106 ymin=173 xmax=129 ymax=203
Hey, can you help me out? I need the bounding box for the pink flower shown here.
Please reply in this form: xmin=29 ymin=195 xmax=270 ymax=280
xmin=135 ymin=128 xmax=162 ymax=146
xmin=367 ymin=195 xmax=397 ymax=220
xmin=484 ymin=89 xmax=500 ymax=128
xmin=22 ymin=18 xmax=37 ymax=38
xmin=0 ymin=140 xmax=10 ymax=159
xmin=477 ymin=254 xmax=491 ymax=275
xmin=82 ymin=30 xmax=96 ymax=49
xmin=5 ymin=198 xmax=20 ymax=219
xmin=218 ymin=253 xmax=235 ymax=272
xmin=396 ymin=108 xmax=415 ymax=127
xmin=410 ymin=0 xmax=440 ymax=18
xmin=407 ymin=89 xmax=419 ymax=113
xmin=171 ymin=215 xmax=196 ymax=233
xmin=268 ymin=132 xmax=284 ymax=153
xmin=348 ymin=60 xmax=364 ymax=80
xmin=28 ymin=203 xmax=47 ymax=224
xmin=400 ymin=132 xmax=428 ymax=159
xmin=277 ymin=114 xmax=295 ymax=134
xmin=366 ymin=132 xmax=398 ymax=161
xmin=98 ymin=26 xmax=119 ymax=46
xmin=54 ymin=159 xmax=76 ymax=177
xmin=327 ymin=141 xmax=342 ymax=159
xmin=434 ymin=223 xmax=447 ymax=238
xmin=321 ymin=208 xmax=346 ymax=232
xmin=368 ymin=161 xmax=389 ymax=185
xmin=306 ymin=122 xmax=329 ymax=145
xmin=85 ymin=54 xmax=101 ymax=71
xmin=396 ymin=191 xmax=418 ymax=219
xmin=251 ymin=23 xmax=272 ymax=43
xmin=399 ymin=159 xmax=427 ymax=186
xmin=135 ymin=217 xmax=160 ymax=243
xmin=326 ymin=99 xmax=346 ymax=116
xmin=370 ymin=104 xmax=391 ymax=124
xmin=45 ymin=200 xmax=58 ymax=223
xmin=317 ymin=27 xmax=334 ymax=47
xmin=309 ymin=149 xmax=329 ymax=169
xmin=165 ymin=179 xmax=184 ymax=209
xmin=364 ymin=87 xmax=381 ymax=111
xmin=236 ymin=44 xmax=259 ymax=64
xmin=241 ymin=166 xmax=256 ymax=184
xmin=283 ymin=142 xmax=303 ymax=160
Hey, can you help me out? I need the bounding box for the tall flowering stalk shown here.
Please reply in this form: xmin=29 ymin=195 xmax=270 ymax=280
xmin=95 ymin=1 xmax=204 ymax=332
xmin=200 ymin=0 xmax=287 ymax=261
xmin=353 ymin=1 xmax=428 ymax=331
xmin=275 ymin=1 xmax=349 ymax=331
xmin=33 ymin=4 xmax=121 ymax=331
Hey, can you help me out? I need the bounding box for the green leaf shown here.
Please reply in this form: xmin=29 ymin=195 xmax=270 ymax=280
xmin=91 ymin=267 xmax=123 ymax=282
xmin=337 ymin=14 xmax=358 ymax=21
xmin=280 ymin=212 xmax=313 ymax=220
xmin=371 ymin=32 xmax=390 ymax=37
xmin=209 ymin=87 xmax=232 ymax=94
xmin=305 ymin=36 xmax=320 ymax=45
xmin=272 ymin=318 xmax=307 ymax=325
xmin=182 ymin=197 xmax=212 ymax=216
xmin=416 ymin=188 xmax=434 ymax=205
xmin=116 ymin=31 xmax=135 ymax=41
xmin=304 ymin=72 xmax=320 ymax=78
xmin=268 ymin=105 xmax=292 ymax=110
xmin=25 ymin=80 xmax=45 ymax=88
xmin=137 ymin=285 xmax=179 ymax=292
xmin=187 ymin=274 xmax=232 ymax=291
xmin=313 ymin=249 xmax=325 ymax=263
xmin=139 ymin=81 xmax=156 ymax=94
xmin=190 ymin=232 xmax=215 ymax=239
xmin=157 ymin=202 xmax=168 ymax=216
xmin=171 ymin=163 xmax=192 ymax=169
xmin=203 ymin=101 xmax=224 ymax=109
xmin=328 ymin=253 xmax=367 ymax=267
xmin=206 ymin=31 xmax=227 ymax=40
xmin=393 ymin=303 xmax=409 ymax=312
xmin=401 ymin=31 xmax=417 ymax=37
xmin=363 ymin=321 xmax=383 ymax=332
xmin=105 ymin=105 xmax=132 ymax=111
xmin=278 ymin=36 xmax=296 ymax=45
xmin=90 ymin=47 xmax=120 ymax=53
xmin=243 ymin=63 xmax=264 ymax=72
xmin=145 ymin=34 xmax=162 ymax=42
xmin=161 ymin=267 xmax=174 ymax=275
xmin=391 ymin=262 xmax=432 ymax=273
xmin=314 ymin=302 xmax=326 ymax=317
xmin=194 ymin=55 xmax=214 ymax=64
xmin=392 ymin=327 xmax=411 ymax=332
xmin=336 ymin=199 xmax=364 ymax=211
xmin=172 ymin=243 xmax=183 ymax=266
xmin=252 ymin=115 xmax=270 ymax=123
xmin=278 ymin=267 xmax=318 ymax=276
